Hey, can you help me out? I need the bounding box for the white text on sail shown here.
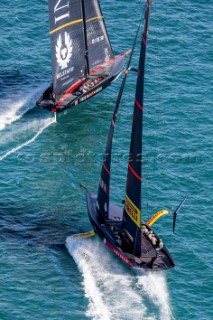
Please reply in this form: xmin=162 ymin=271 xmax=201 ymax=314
xmin=54 ymin=0 xmax=70 ymax=24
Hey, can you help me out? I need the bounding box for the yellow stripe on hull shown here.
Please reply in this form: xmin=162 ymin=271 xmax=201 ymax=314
xmin=69 ymin=230 xmax=95 ymax=239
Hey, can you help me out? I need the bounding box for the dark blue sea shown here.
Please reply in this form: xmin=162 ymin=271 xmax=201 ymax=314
xmin=0 ymin=0 xmax=212 ymax=319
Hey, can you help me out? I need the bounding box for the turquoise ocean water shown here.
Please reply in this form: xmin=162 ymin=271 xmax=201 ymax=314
xmin=0 ymin=0 xmax=212 ymax=319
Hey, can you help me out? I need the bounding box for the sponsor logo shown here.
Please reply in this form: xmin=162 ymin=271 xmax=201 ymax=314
xmin=124 ymin=195 xmax=140 ymax=227
xmin=55 ymin=32 xmax=72 ymax=70
xmin=105 ymin=240 xmax=133 ymax=267
xmin=86 ymin=87 xmax=102 ymax=98
xmin=56 ymin=67 xmax=74 ymax=80
xmin=91 ymin=35 xmax=104 ymax=44
xmin=80 ymin=87 xmax=103 ymax=102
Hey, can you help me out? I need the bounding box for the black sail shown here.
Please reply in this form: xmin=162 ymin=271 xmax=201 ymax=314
xmin=97 ymin=20 xmax=143 ymax=221
xmin=122 ymin=0 xmax=151 ymax=257
xmin=83 ymin=0 xmax=114 ymax=72
xmin=48 ymin=0 xmax=86 ymax=100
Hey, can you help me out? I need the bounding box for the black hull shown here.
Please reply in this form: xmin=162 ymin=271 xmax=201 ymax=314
xmin=36 ymin=54 xmax=125 ymax=113
xmin=86 ymin=192 xmax=175 ymax=271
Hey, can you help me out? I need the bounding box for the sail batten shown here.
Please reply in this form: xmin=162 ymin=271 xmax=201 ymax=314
xmin=86 ymin=16 xmax=103 ymax=23
xmin=50 ymin=19 xmax=83 ymax=35
xmin=122 ymin=0 xmax=151 ymax=257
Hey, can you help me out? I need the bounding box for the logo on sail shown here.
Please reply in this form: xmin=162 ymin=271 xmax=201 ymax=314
xmin=124 ymin=195 xmax=140 ymax=228
xmin=55 ymin=32 xmax=73 ymax=70
xmin=91 ymin=35 xmax=104 ymax=44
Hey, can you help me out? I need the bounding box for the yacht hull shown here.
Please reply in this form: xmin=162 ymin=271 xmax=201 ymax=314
xmin=86 ymin=192 xmax=175 ymax=271
xmin=37 ymin=54 xmax=126 ymax=113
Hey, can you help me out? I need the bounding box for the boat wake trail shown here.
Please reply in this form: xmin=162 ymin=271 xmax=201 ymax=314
xmin=66 ymin=236 xmax=174 ymax=320
xmin=0 ymin=84 xmax=47 ymax=131
xmin=0 ymin=117 xmax=55 ymax=161
xmin=136 ymin=272 xmax=174 ymax=320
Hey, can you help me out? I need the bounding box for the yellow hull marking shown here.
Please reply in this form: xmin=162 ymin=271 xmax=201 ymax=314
xmin=71 ymin=230 xmax=95 ymax=239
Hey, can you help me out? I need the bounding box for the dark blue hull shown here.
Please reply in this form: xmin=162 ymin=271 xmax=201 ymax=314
xmin=37 ymin=54 xmax=126 ymax=113
xmin=86 ymin=191 xmax=175 ymax=271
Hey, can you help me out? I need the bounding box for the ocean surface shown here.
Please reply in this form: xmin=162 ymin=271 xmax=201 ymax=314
xmin=0 ymin=0 xmax=212 ymax=319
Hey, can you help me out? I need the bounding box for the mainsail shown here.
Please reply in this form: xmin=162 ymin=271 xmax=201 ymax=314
xmin=122 ymin=0 xmax=151 ymax=257
xmin=48 ymin=0 xmax=86 ymax=101
xmin=48 ymin=0 xmax=116 ymax=102
xmin=97 ymin=20 xmax=143 ymax=221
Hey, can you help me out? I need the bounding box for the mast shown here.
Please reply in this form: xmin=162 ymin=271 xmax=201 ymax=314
xmin=97 ymin=20 xmax=143 ymax=220
xmin=81 ymin=0 xmax=90 ymax=74
xmin=122 ymin=0 xmax=151 ymax=257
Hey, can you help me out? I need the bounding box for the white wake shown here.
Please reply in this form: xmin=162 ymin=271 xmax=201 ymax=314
xmin=0 ymin=117 xmax=55 ymax=161
xmin=136 ymin=272 xmax=174 ymax=320
xmin=0 ymin=84 xmax=47 ymax=131
xmin=66 ymin=235 xmax=174 ymax=320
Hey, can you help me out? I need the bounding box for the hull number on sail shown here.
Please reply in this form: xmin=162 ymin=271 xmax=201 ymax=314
xmin=124 ymin=195 xmax=140 ymax=227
